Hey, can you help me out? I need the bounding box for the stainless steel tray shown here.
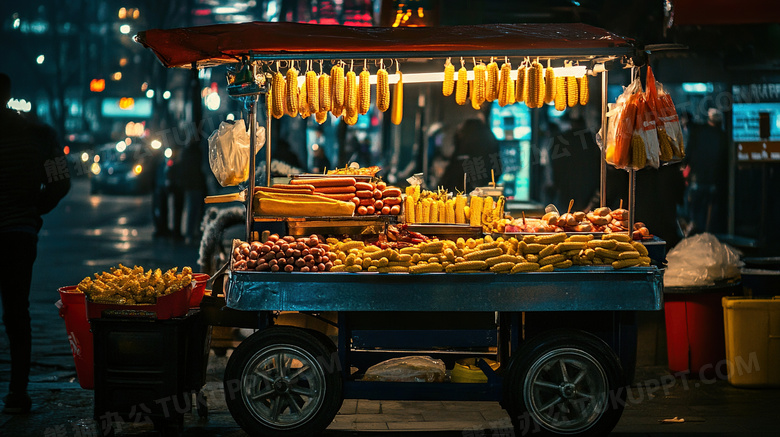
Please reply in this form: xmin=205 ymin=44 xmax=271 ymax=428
xmin=407 ymin=224 xmax=483 ymax=239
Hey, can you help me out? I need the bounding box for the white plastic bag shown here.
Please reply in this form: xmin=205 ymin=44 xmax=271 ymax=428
xmin=362 ymin=356 xmax=446 ymax=382
xmin=208 ymin=119 xmax=266 ymax=187
xmin=664 ymin=233 xmax=743 ymax=287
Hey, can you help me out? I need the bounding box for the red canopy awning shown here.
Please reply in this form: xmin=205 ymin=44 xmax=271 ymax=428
xmin=135 ymin=22 xmax=635 ymax=68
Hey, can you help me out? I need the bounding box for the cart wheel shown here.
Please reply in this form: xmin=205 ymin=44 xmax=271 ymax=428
xmin=503 ymin=329 xmax=625 ymax=437
xmin=224 ymin=326 xmax=343 ymax=437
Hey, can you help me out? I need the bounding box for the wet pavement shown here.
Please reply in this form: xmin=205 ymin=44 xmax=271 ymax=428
xmin=2 ymin=178 xmax=779 ymax=436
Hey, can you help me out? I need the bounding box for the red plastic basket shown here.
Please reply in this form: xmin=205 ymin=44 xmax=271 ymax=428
xmin=85 ymin=284 xmax=192 ymax=320
xmin=57 ymin=286 xmax=94 ymax=389
xmin=190 ymin=273 xmax=210 ymax=308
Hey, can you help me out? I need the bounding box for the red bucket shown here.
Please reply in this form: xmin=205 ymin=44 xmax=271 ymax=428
xmin=190 ymin=273 xmax=211 ymax=308
xmin=57 ymin=286 xmax=94 ymax=389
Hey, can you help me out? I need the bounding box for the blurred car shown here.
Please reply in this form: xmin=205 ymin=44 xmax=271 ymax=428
xmin=89 ymin=142 xmax=155 ymax=194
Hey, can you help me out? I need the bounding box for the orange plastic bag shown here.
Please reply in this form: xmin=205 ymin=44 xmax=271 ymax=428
xmin=605 ymin=76 xmax=642 ymax=169
xmin=646 ymin=66 xmax=684 ymax=162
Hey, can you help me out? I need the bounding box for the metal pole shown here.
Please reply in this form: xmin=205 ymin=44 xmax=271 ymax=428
xmin=246 ymin=63 xmax=258 ymax=241
xmin=628 ymin=169 xmax=636 ymax=236
xmin=600 ymin=70 xmax=608 ymax=207
xmin=266 ymin=94 xmax=272 ymax=188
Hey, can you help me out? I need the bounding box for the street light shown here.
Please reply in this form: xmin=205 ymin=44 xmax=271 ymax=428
xmin=36 ymin=55 xmax=45 ymax=64
xmin=145 ymin=89 xmax=154 ymax=98
xmin=162 ymin=91 xmax=171 ymax=100
xmin=120 ymin=24 xmax=131 ymax=34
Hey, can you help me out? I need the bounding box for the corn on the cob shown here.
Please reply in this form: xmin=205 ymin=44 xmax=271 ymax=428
xmin=421 ymin=241 xmax=444 ymax=254
xmin=511 ymin=262 xmax=540 ymax=273
xmin=603 ymin=233 xmax=631 ymax=242
xmin=330 ymin=64 xmax=345 ymax=109
xmin=285 ymin=67 xmax=299 ymax=117
xmin=578 ymin=73 xmax=589 ymax=105
xmin=306 ymin=70 xmax=319 ymax=113
xmin=456 ymin=66 xmax=468 ymax=105
xmin=537 ymin=244 xmax=555 ymax=258
xmin=658 ymin=128 xmax=674 ymax=161
xmin=470 ymin=79 xmax=481 ymax=110
xmin=409 ymin=262 xmax=443 ymax=274
xmin=568 ymin=234 xmax=594 ymax=242
xmin=443 ymin=59 xmax=455 ymax=97
xmin=446 ymin=261 xmax=488 ymax=272
xmin=615 ymin=242 xmax=636 ymax=252
xmin=436 ymin=199 xmax=445 ymax=222
xmin=345 ymin=70 xmax=357 ymax=117
xmin=493 ymin=196 xmax=505 ymax=222
xmin=469 ymin=196 xmax=483 ymax=227
xmin=556 ymin=242 xmax=587 ymax=252
xmin=464 ymin=247 xmax=503 ymax=261
xmin=544 ymin=64 xmax=556 ymax=104
xmin=638 ymin=256 xmax=652 ymax=265
xmin=344 ymin=109 xmax=358 ymax=126
xmin=318 ymin=73 xmax=331 ymax=112
xmin=315 ymin=110 xmax=328 ymax=124
xmin=376 ymin=68 xmax=390 ymax=112
xmin=486 ymin=254 xmax=518 ymax=267
xmin=271 ymin=72 xmax=286 ymax=119
xmin=630 ymin=135 xmax=646 ymax=169
xmin=536 ymin=233 xmax=566 ymax=245
xmin=339 ymin=241 xmax=365 ymax=251
xmin=539 ymin=254 xmax=565 ymax=266
xmin=490 ymin=261 xmax=514 ymax=273
xmin=391 ymin=71 xmax=403 ymax=125
xmin=477 ymin=241 xmax=499 ymax=251
xmin=618 ymin=251 xmax=641 ymax=260
xmin=631 ymin=241 xmax=649 ymax=256
xmin=525 ymin=254 xmax=540 ymax=263
xmin=420 ymin=199 xmax=430 ymax=223
xmin=404 ymin=196 xmax=415 ymax=223
xmin=455 ymin=195 xmax=467 ymax=224
xmin=594 ymin=247 xmax=622 ymax=259
xmin=566 ymin=76 xmax=578 ymax=108
xmin=553 ymin=260 xmax=573 ymax=269
xmin=486 ymin=61 xmax=499 ymax=102
xmin=384 ymin=266 xmax=410 ymax=273
xmin=473 ymin=63 xmax=487 ymax=106
xmin=554 ymin=76 xmax=566 ymax=112
xmin=612 ymin=258 xmax=641 ymax=269
xmin=498 ymin=62 xmax=514 ymax=107
xmin=587 ymin=239 xmax=618 ymax=249
xmin=428 ymin=198 xmax=438 ymax=222
xmin=481 ymin=196 xmax=494 ymax=226
xmin=539 ymin=264 xmax=555 ymax=272
xmin=400 ymin=246 xmax=421 ymax=255
xmin=524 ymin=243 xmax=546 ymax=254
xmin=298 ymin=82 xmax=310 ymax=119
xmin=527 ymin=61 xmax=545 ymax=109
xmin=358 ymin=69 xmax=370 ymax=115
xmin=515 ymin=65 xmax=527 ymax=104
xmin=445 ymin=199 xmax=455 ymax=224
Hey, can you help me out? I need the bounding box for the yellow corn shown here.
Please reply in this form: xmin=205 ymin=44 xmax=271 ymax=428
xmin=285 ymin=67 xmax=299 ymax=117
xmin=567 ymin=234 xmax=594 ymax=242
xmin=385 ymin=266 xmax=410 ymax=273
xmin=563 ymin=249 xmax=582 ymax=257
xmin=404 ymin=196 xmax=415 ymax=223
xmin=473 ymin=63 xmax=487 ymax=106
xmin=515 ymin=65 xmax=527 ymax=104
xmin=340 ymin=240 xmax=364 ymax=251
xmin=538 ymin=244 xmax=556 ymax=258
xmin=330 ymin=264 xmax=345 ymax=272
xmin=358 ymin=69 xmax=370 ymax=115
xmin=367 ymin=249 xmax=392 ymax=260
xmin=318 ymin=73 xmax=331 ymax=112
xmin=330 ymin=64 xmax=345 ymax=109
xmin=469 ymin=196 xmax=483 ymax=227
xmin=539 ymin=264 xmax=555 ymax=272
xmin=535 ymin=233 xmax=566 ymax=245
xmin=638 ymin=256 xmax=652 ymax=265
xmin=391 ymin=71 xmax=403 ymax=125
xmin=455 ymin=195 xmax=467 ymax=224
xmin=539 ymin=254 xmax=565 ymax=266
xmin=477 ymin=241 xmax=499 ymax=251
xmin=612 ymin=258 xmax=641 ymax=269
xmin=410 ymin=262 xmax=443 ymax=274
xmin=525 ymin=61 xmax=545 ymax=109
xmin=594 ymin=247 xmax=622 ymax=259
xmin=631 ymin=135 xmax=647 ymax=169
xmin=603 ymin=233 xmax=632 ymax=242
xmin=525 ymin=243 xmax=547 ymax=254
xmin=344 ymin=109 xmax=358 ymax=125
xmin=453 ymin=66 xmax=469 ymax=105
xmin=345 ymin=70 xmax=357 ymax=117
xmin=631 ymin=241 xmax=649 ymax=256
xmin=486 ymin=255 xmax=518 ymax=267
xmin=469 ymin=79 xmax=481 ymax=110
xmin=556 ymin=242 xmax=587 ymax=252
xmin=376 ymin=68 xmax=390 ymax=112
xmin=544 ymin=65 xmax=556 ymax=104
xmin=493 ymin=196 xmax=505 ymax=222
xmin=486 ymin=61 xmax=499 ymax=102
xmin=511 ymin=262 xmax=540 ymax=273
xmin=436 ymin=199 xmax=445 ymax=223
xmin=400 ymin=247 xmax=420 ymax=255
xmin=490 ymin=262 xmax=514 ymax=273
xmin=525 ymin=254 xmax=540 ymax=263
xmin=306 ymin=70 xmax=319 ymax=113
xmin=429 ymin=198 xmax=439 ymax=223
xmin=446 ymin=261 xmax=488 ymax=272
xmin=553 ymin=260 xmax=573 ymax=269
xmin=566 ymin=76 xmax=578 ymax=108
xmin=421 ymin=241 xmax=445 ymax=254
xmin=578 ymin=73 xmax=589 ymax=105
xmin=614 ymin=242 xmax=635 ymax=252
xmin=315 ymin=110 xmax=328 ymax=124
xmin=498 ymin=62 xmax=514 ymax=107
xmin=464 ymin=247 xmax=502 ymax=261
xmin=618 ymin=251 xmax=641 ymax=260
xmin=481 ymin=196 xmax=494 ymax=226
xmin=443 ymin=59 xmax=455 ymax=97
xmin=298 ymin=82 xmax=310 ymax=119
xmin=523 ymin=235 xmax=537 ymax=243
xmin=554 ymin=76 xmax=566 ymax=111
xmin=271 ymin=72 xmax=286 ymax=119
xmin=445 ymin=199 xmax=455 ymax=224
xmin=587 ymin=239 xmax=618 ymax=249
xmin=658 ymin=128 xmax=674 ymax=161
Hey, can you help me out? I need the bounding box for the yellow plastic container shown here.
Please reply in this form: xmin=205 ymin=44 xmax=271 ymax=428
xmin=722 ymin=296 xmax=780 ymax=387
xmin=451 ymin=358 xmax=499 ymax=383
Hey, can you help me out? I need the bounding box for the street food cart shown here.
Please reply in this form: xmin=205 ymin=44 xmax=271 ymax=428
xmin=137 ymin=22 xmax=662 ymax=437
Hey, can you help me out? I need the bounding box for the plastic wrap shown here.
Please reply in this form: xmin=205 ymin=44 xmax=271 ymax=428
xmin=362 ymin=356 xmax=446 ymax=383
xmin=664 ymin=233 xmax=743 ymax=287
xmin=207 ymin=119 xmax=265 ymax=187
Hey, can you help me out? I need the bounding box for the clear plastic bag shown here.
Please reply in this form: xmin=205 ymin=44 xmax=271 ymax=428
xmin=207 ymin=119 xmax=266 ymax=187
xmin=604 ymin=76 xmax=642 ymax=169
xmin=362 ymin=356 xmax=446 ymax=382
xmin=664 ymin=233 xmax=743 ymax=287
xmin=646 ymin=66 xmax=684 ymax=162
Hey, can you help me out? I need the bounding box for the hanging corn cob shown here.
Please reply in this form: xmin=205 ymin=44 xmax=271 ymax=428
xmin=271 ymin=71 xmax=285 ymax=119
xmin=358 ymin=67 xmax=370 ymax=115
xmin=566 ymin=76 xmax=578 ymax=108
xmin=391 ymin=70 xmax=403 ymax=125
xmin=525 ymin=60 xmax=545 ymax=109
xmin=554 ymin=76 xmax=566 ymax=112
xmin=578 ymin=73 xmax=589 ymax=105
xmin=345 ymin=67 xmax=357 ymax=118
xmin=443 ymin=58 xmax=455 ymax=97
xmin=470 ymin=78 xmax=481 ymax=110
xmin=473 ymin=61 xmax=487 ymax=107
xmin=285 ymin=66 xmax=299 ymax=117
xmin=298 ymin=80 xmax=310 ymax=119
xmin=455 ymin=60 xmax=468 ymax=105
xmin=318 ymin=71 xmax=331 ymax=112
xmin=376 ymin=64 xmax=390 ymax=112
xmin=315 ymin=110 xmax=328 ymax=124
xmin=486 ymin=59 xmax=499 ymax=102
xmin=544 ymin=60 xmax=556 ymax=104
xmin=515 ymin=62 xmax=527 ymax=105
xmin=330 ymin=64 xmax=345 ymax=116
xmin=306 ymin=69 xmax=319 ymax=113
xmin=498 ymin=60 xmax=515 ymax=107
xmin=344 ymin=107 xmax=358 ymax=125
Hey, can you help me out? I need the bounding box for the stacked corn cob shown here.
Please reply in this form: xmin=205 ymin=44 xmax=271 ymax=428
xmin=327 ymin=232 xmax=650 ymax=273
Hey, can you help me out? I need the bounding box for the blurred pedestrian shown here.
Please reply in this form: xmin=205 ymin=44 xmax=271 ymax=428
xmin=686 ymin=108 xmax=728 ymax=234
xmin=151 ymin=148 xmax=171 ymax=238
xmin=549 ymin=113 xmax=601 ymax=211
xmin=0 ymin=73 xmax=70 ymax=414
xmin=439 ymin=118 xmax=500 ymax=193
xmin=311 ymin=144 xmax=331 ymax=174
xmin=167 ymin=149 xmax=185 ymax=241
xmin=179 ymin=143 xmax=208 ymax=245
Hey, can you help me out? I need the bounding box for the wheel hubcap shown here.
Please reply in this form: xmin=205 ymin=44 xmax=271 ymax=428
xmin=523 ymin=348 xmax=608 ymax=433
xmin=240 ymin=345 xmax=326 ymax=429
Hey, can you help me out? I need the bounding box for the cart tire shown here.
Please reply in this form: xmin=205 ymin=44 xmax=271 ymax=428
xmin=224 ymin=326 xmax=343 ymax=437
xmin=504 ymin=329 xmax=625 ymax=437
